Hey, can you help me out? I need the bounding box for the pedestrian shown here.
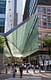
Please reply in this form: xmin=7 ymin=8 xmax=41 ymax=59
xmin=33 ymin=64 xmax=35 ymax=73
xmin=22 ymin=63 xmax=24 ymax=69
xmin=26 ymin=66 xmax=29 ymax=73
xmin=39 ymin=64 xmax=41 ymax=73
xmin=19 ymin=64 xmax=23 ymax=78
xmin=44 ymin=65 xmax=47 ymax=72
xmin=12 ymin=66 xmax=16 ymax=78
xmin=6 ymin=66 xmax=8 ymax=74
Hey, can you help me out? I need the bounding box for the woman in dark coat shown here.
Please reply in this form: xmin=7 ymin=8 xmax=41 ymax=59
xmin=19 ymin=64 xmax=23 ymax=78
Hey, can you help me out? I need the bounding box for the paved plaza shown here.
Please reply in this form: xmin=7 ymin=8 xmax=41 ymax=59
xmin=5 ymin=76 xmax=41 ymax=80
xmin=0 ymin=69 xmax=51 ymax=80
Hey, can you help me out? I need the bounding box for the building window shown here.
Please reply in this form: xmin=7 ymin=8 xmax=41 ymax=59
xmin=0 ymin=27 xmax=4 ymax=33
xmin=48 ymin=16 xmax=51 ymax=22
xmin=48 ymin=23 xmax=51 ymax=28
xmin=47 ymin=8 xmax=51 ymax=14
xmin=44 ymin=35 xmax=48 ymax=38
xmin=0 ymin=7 xmax=5 ymax=14
xmin=43 ymin=15 xmax=47 ymax=21
xmin=0 ymin=18 xmax=5 ymax=26
xmin=0 ymin=1 xmax=6 ymax=7
xmin=43 ymin=8 xmax=46 ymax=14
xmin=0 ymin=1 xmax=6 ymax=13
xmin=43 ymin=22 xmax=47 ymax=25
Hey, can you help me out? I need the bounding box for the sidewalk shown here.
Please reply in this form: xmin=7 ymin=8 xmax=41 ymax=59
xmin=0 ymin=69 xmax=51 ymax=80
xmin=27 ymin=69 xmax=51 ymax=78
xmin=8 ymin=69 xmax=51 ymax=78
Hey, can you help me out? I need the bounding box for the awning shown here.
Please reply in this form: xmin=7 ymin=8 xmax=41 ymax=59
xmin=0 ymin=15 xmax=40 ymax=57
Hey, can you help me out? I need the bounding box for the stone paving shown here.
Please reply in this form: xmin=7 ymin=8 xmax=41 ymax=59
xmin=5 ymin=76 xmax=41 ymax=80
xmin=0 ymin=69 xmax=51 ymax=80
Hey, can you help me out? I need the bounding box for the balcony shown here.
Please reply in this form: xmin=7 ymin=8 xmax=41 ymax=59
xmin=38 ymin=28 xmax=51 ymax=33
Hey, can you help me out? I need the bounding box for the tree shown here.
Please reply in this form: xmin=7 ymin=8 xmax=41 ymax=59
xmin=0 ymin=36 xmax=5 ymax=73
xmin=0 ymin=36 xmax=5 ymax=53
xmin=0 ymin=36 xmax=5 ymax=48
xmin=43 ymin=38 xmax=51 ymax=55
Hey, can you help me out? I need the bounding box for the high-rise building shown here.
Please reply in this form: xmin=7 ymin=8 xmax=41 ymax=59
xmin=5 ymin=0 xmax=24 ymax=32
xmin=23 ymin=0 xmax=51 ymax=20
xmin=23 ymin=0 xmax=51 ymax=65
xmin=23 ymin=0 xmax=51 ymax=44
xmin=5 ymin=0 xmax=18 ymax=32
xmin=38 ymin=5 xmax=51 ymax=44
xmin=17 ymin=0 xmax=23 ymax=24
xmin=0 ymin=0 xmax=6 ymax=33
xmin=23 ymin=0 xmax=38 ymax=20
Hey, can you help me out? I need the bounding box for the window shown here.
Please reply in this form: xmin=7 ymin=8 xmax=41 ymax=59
xmin=39 ymin=34 xmax=42 ymax=38
xmin=43 ymin=22 xmax=47 ymax=25
xmin=0 ymin=27 xmax=4 ymax=33
xmin=0 ymin=1 xmax=6 ymax=13
xmin=0 ymin=1 xmax=6 ymax=7
xmin=47 ymin=8 xmax=51 ymax=14
xmin=44 ymin=35 xmax=48 ymax=38
xmin=43 ymin=15 xmax=47 ymax=20
xmin=0 ymin=18 xmax=5 ymax=26
xmin=38 ymin=8 xmax=43 ymax=13
xmin=0 ymin=7 xmax=5 ymax=13
xmin=48 ymin=23 xmax=51 ymax=28
xmin=48 ymin=16 xmax=51 ymax=22
xmin=43 ymin=8 xmax=46 ymax=14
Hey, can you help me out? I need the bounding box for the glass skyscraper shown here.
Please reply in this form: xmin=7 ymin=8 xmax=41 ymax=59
xmin=23 ymin=0 xmax=38 ymax=20
xmin=0 ymin=0 xmax=6 ymax=33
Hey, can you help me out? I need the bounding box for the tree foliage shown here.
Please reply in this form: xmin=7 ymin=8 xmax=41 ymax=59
xmin=0 ymin=36 xmax=5 ymax=48
xmin=43 ymin=38 xmax=51 ymax=48
xmin=43 ymin=38 xmax=51 ymax=55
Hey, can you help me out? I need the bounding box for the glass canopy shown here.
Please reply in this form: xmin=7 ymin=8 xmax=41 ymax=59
xmin=0 ymin=15 xmax=40 ymax=57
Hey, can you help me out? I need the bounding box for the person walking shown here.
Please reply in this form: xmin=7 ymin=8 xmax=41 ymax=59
xmin=19 ymin=64 xmax=23 ymax=78
xmin=6 ymin=66 xmax=8 ymax=74
xmin=39 ymin=64 xmax=41 ymax=73
xmin=32 ymin=64 xmax=35 ymax=73
xmin=12 ymin=66 xmax=16 ymax=78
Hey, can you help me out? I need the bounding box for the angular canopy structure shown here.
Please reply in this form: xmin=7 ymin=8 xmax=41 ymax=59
xmin=0 ymin=15 xmax=40 ymax=57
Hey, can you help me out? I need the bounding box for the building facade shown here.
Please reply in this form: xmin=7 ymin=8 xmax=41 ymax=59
xmin=23 ymin=0 xmax=51 ymax=67
xmin=5 ymin=0 xmax=24 ymax=32
xmin=38 ymin=5 xmax=51 ymax=45
xmin=0 ymin=0 xmax=6 ymax=33
xmin=23 ymin=0 xmax=51 ymax=20
xmin=23 ymin=0 xmax=38 ymax=20
xmin=5 ymin=0 xmax=18 ymax=32
xmin=23 ymin=0 xmax=51 ymax=49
